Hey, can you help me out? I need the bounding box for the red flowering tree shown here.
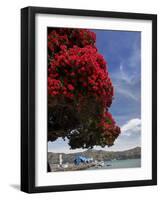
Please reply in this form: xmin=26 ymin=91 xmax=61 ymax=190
xmin=48 ymin=28 xmax=120 ymax=149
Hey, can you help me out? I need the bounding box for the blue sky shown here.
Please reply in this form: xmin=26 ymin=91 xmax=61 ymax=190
xmin=48 ymin=29 xmax=141 ymax=153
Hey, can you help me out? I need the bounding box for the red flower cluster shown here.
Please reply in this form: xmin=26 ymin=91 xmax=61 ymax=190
xmin=97 ymin=111 xmax=120 ymax=140
xmin=48 ymin=45 xmax=113 ymax=108
xmin=48 ymin=28 xmax=96 ymax=54
xmin=48 ymin=28 xmax=120 ymax=145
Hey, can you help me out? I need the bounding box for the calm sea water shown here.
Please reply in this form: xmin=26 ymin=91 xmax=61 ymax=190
xmin=87 ymin=158 xmax=141 ymax=170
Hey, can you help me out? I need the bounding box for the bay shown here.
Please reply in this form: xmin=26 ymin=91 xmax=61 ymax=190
xmin=87 ymin=158 xmax=141 ymax=170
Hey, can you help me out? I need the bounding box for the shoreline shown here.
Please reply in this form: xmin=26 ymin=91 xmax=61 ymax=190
xmin=49 ymin=158 xmax=141 ymax=172
xmin=50 ymin=163 xmax=96 ymax=172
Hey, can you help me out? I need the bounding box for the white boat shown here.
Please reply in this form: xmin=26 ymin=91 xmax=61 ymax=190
xmin=97 ymin=161 xmax=105 ymax=167
xmin=62 ymin=164 xmax=69 ymax=168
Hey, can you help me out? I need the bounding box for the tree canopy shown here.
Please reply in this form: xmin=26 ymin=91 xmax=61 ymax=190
xmin=47 ymin=28 xmax=121 ymax=149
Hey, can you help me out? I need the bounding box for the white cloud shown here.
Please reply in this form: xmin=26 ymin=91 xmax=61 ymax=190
xmin=127 ymin=40 xmax=141 ymax=69
xmin=119 ymin=64 xmax=132 ymax=85
xmin=121 ymin=118 xmax=141 ymax=137
xmin=102 ymin=118 xmax=141 ymax=151
xmin=115 ymin=85 xmax=139 ymax=101
xmin=111 ymin=64 xmax=141 ymax=102
xmin=110 ymin=37 xmax=141 ymax=102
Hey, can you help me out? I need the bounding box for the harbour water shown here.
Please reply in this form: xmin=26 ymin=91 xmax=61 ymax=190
xmin=87 ymin=158 xmax=141 ymax=170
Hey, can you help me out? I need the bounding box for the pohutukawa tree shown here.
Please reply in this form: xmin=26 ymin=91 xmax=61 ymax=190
xmin=47 ymin=28 xmax=121 ymax=149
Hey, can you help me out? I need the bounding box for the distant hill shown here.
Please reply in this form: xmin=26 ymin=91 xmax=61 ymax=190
xmin=48 ymin=147 xmax=141 ymax=164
